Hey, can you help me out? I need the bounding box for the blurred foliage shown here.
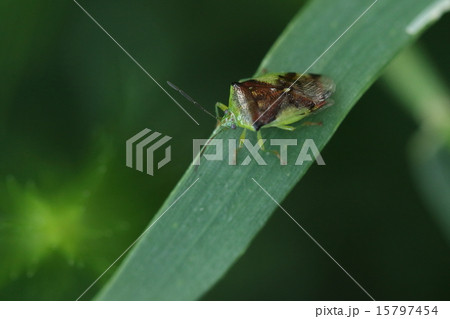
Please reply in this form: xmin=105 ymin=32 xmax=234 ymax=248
xmin=0 ymin=0 xmax=449 ymax=300
xmin=383 ymin=46 xmax=450 ymax=245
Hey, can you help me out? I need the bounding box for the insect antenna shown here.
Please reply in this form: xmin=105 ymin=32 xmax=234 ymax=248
xmin=167 ymin=81 xmax=217 ymax=120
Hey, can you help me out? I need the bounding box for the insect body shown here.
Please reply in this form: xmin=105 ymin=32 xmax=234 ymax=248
xmin=168 ymin=72 xmax=335 ymax=150
xmin=215 ymin=72 xmax=335 ymax=148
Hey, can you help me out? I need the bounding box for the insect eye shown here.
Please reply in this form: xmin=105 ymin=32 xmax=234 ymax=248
xmin=231 ymin=123 xmax=236 ymax=129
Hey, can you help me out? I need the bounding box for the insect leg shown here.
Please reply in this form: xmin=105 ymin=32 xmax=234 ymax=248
xmin=239 ymin=129 xmax=247 ymax=149
xmin=277 ymin=125 xmax=296 ymax=131
xmin=231 ymin=129 xmax=247 ymax=165
xmin=215 ymin=102 xmax=228 ymax=117
xmin=256 ymin=130 xmax=265 ymax=151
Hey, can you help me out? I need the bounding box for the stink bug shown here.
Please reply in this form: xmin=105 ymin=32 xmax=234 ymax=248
xmin=168 ymin=72 xmax=335 ymax=150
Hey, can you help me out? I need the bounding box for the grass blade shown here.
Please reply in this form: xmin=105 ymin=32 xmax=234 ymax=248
xmin=96 ymin=0 xmax=442 ymax=300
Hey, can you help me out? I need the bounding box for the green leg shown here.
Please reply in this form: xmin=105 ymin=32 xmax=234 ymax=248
xmin=277 ymin=125 xmax=296 ymax=131
xmin=215 ymin=102 xmax=228 ymax=118
xmin=231 ymin=128 xmax=247 ymax=165
xmin=257 ymin=130 xmax=265 ymax=151
xmin=239 ymin=129 xmax=247 ymax=149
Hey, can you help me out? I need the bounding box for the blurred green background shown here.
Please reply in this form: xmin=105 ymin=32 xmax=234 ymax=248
xmin=0 ymin=0 xmax=449 ymax=300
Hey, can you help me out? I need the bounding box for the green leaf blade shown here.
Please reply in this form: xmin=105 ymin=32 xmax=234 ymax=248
xmin=97 ymin=0 xmax=440 ymax=300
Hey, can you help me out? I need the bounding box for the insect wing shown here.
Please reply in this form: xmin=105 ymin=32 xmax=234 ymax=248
xmin=232 ymin=73 xmax=335 ymax=129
